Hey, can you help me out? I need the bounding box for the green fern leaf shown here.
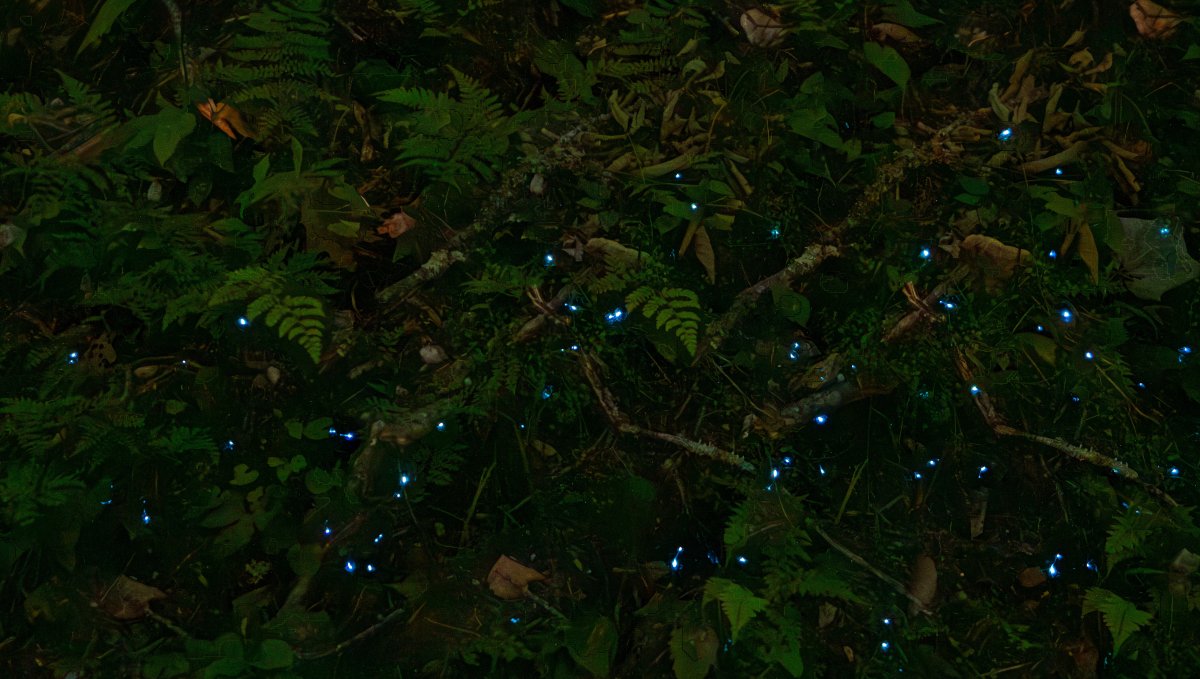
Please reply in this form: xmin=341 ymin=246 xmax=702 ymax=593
xmin=1083 ymin=588 xmax=1152 ymax=655
xmin=703 ymin=577 xmax=768 ymax=642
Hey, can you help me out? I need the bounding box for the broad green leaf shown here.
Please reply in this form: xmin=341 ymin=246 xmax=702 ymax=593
xmin=77 ymin=0 xmax=140 ymax=55
xmin=303 ymin=417 xmax=334 ymax=440
xmin=864 ymin=42 xmax=910 ymax=90
xmin=566 ymin=616 xmax=617 ymax=677
xmin=1018 ymin=333 xmax=1058 ymax=365
xmin=153 ymin=107 xmax=196 ymax=166
xmin=230 ymin=464 xmax=259 ymax=486
xmin=670 ymin=625 xmax=717 ymax=679
xmin=1083 ymin=588 xmax=1152 ymax=655
xmin=769 ymin=638 xmax=805 ymax=677
xmin=249 ymin=639 xmax=294 ymax=670
xmin=882 ymin=0 xmax=941 ymax=27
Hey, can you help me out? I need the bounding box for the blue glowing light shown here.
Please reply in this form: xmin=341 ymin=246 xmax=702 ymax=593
xmin=374 ymin=533 xmax=384 ymax=544
xmin=883 ymin=618 xmax=892 ymax=626
xmin=978 ymin=465 xmax=989 ymax=478
xmin=769 ymin=226 xmax=781 ymax=239
xmin=436 ymin=421 xmax=446 ymax=432
xmin=1181 ymin=346 xmax=1193 ymax=355
xmin=1047 ymin=563 xmax=1058 ymax=578
xmin=818 ymin=464 xmax=827 ymax=476
xmin=100 ymin=498 xmax=113 ymax=506
xmin=399 ymin=474 xmax=410 ymax=486
xmin=1160 ymin=225 xmax=1171 ymax=236
xmin=323 ymin=523 xmax=332 ymax=537
xmin=674 ymin=172 xmax=683 ymax=180
xmin=344 ymin=560 xmax=356 ymax=574
xmin=969 ymin=385 xmax=981 ymax=396
xmin=328 ymin=426 xmax=338 ymax=437
xmin=1059 ymin=308 xmax=1073 ymax=322
xmin=1086 ymin=559 xmax=1098 ymax=572
xmin=813 ymin=413 xmax=828 ymax=425
xmin=737 ymin=556 xmax=748 ymax=565
xmin=1054 ymin=167 xmax=1063 ymax=176
xmin=341 ymin=431 xmax=356 ymax=441
xmin=224 ymin=439 xmax=235 ymax=451
xmin=569 ymin=344 xmax=579 ymax=351
xmin=1169 ymin=467 xmax=1181 ymax=477
xmin=67 ymin=351 xmax=79 ymax=365
xmin=919 ymin=247 xmax=932 ymax=260
xmin=998 ymin=127 xmax=1014 ymax=141
xmin=782 ymin=456 xmax=793 ymax=466
xmin=541 ymin=385 xmax=553 ymax=400
xmin=939 ymin=299 xmax=958 ymax=311
xmin=510 ymin=617 xmax=521 ymax=624
xmin=604 ymin=307 xmax=625 ymax=324
xmin=1071 ymin=395 xmax=1081 ymax=404
xmin=237 ymin=316 xmax=250 ymax=327
xmin=366 ymin=564 xmax=376 ymax=573
xmin=927 ymin=458 xmax=938 ymax=468
xmin=913 ymin=472 xmax=923 ymax=480
xmin=881 ymin=641 xmax=891 ymax=652
xmin=1083 ymin=351 xmax=1094 ymax=360
xmin=670 ymin=546 xmax=684 ymax=572
xmin=1035 ymin=325 xmax=1045 ymax=333
xmin=706 ymin=551 xmax=721 ymax=565
xmin=1136 ymin=381 xmax=1147 ymax=389
xmin=565 ymin=303 xmax=581 ymax=313
xmin=543 ymin=252 xmax=555 ymax=266
xmin=1048 ymin=249 xmax=1058 ymax=260
xmin=689 ymin=202 xmax=699 ymax=211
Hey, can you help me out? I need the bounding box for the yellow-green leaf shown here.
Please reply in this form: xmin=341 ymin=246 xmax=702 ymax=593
xmin=1077 ymin=223 xmax=1100 ymax=283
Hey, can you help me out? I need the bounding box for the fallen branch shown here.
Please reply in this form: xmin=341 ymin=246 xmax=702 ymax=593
xmin=811 ymin=522 xmax=933 ymax=616
xmin=294 ymin=606 xmax=407 ymax=661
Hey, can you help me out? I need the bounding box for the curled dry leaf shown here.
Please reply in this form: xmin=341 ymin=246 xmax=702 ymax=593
xmin=197 ymin=99 xmax=254 ymax=140
xmin=529 ymin=173 xmax=546 ymax=196
xmin=486 ymin=555 xmax=546 ymax=600
xmin=419 ymin=344 xmax=449 ymax=365
xmin=740 ymin=8 xmax=785 ymax=48
xmin=377 ymin=210 xmax=417 ymax=239
xmin=1129 ymin=0 xmax=1182 ymax=39
xmin=961 ymin=234 xmax=1031 ymax=291
xmin=869 ymin=23 xmax=921 ymax=45
xmin=97 ymin=575 xmax=166 ymax=621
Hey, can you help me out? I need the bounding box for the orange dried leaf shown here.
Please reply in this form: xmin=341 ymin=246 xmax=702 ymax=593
xmin=197 ymin=99 xmax=255 ymax=140
xmin=486 ymin=555 xmax=546 ymax=600
xmin=693 ymin=225 xmax=716 ymax=283
xmin=1130 ymin=0 xmax=1182 ymax=39
xmin=377 ymin=210 xmax=417 ymax=239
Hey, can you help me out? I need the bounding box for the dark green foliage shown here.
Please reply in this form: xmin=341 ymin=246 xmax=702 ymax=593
xmin=4 ymin=1 xmax=1200 ymax=678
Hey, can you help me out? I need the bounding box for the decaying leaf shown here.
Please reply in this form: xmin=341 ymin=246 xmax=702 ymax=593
xmin=1018 ymin=566 xmax=1048 ymax=588
xmin=1116 ymin=217 xmax=1200 ymax=300
xmin=1129 ymin=0 xmax=1182 ymax=39
xmin=960 ymin=234 xmax=1032 ymax=291
xmin=869 ymin=23 xmax=921 ymax=45
xmin=907 ymin=554 xmax=937 ymax=615
xmin=97 ymin=575 xmax=166 ymax=621
xmin=377 ymin=210 xmax=417 ymax=239
xmin=197 ymin=98 xmax=254 ymax=140
xmin=740 ymin=8 xmax=785 ymax=47
xmin=486 ymin=555 xmax=546 ymax=600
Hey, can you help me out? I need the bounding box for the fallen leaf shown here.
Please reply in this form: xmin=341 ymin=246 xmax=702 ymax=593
xmin=869 ymin=22 xmax=921 ymax=45
xmin=377 ymin=210 xmax=417 ymax=239
xmin=1130 ymin=0 xmax=1182 ymax=39
xmin=1018 ymin=567 xmax=1048 ymax=588
xmin=907 ymin=554 xmax=937 ymax=615
xmin=961 ymin=234 xmax=1032 ymax=291
xmin=740 ymin=8 xmax=785 ymax=47
xmin=486 ymin=555 xmax=546 ymax=600
xmin=97 ymin=575 xmax=166 ymax=621
xmin=197 ymin=98 xmax=254 ymax=140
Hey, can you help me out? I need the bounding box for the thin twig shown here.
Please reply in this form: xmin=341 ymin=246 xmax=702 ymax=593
xmin=294 ymin=607 xmax=407 ymax=661
xmin=810 ymin=523 xmax=932 ymax=616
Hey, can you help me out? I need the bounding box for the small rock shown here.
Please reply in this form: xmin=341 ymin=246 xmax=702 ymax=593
xmin=529 ymin=173 xmax=546 ymax=196
xmin=1018 ymin=567 xmax=1047 ymax=588
xmin=420 ymin=344 xmax=449 ymax=365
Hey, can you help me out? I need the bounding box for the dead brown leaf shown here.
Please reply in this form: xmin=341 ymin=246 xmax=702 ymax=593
xmin=486 ymin=555 xmax=546 ymax=600
xmin=97 ymin=575 xmax=166 ymax=621
xmin=740 ymin=8 xmax=785 ymax=48
xmin=869 ymin=23 xmax=922 ymax=45
xmin=1018 ymin=566 xmax=1048 ymax=588
xmin=377 ymin=210 xmax=417 ymax=239
xmin=1130 ymin=0 xmax=1182 ymax=39
xmin=693 ymin=225 xmax=716 ymax=283
xmin=1076 ymin=223 xmax=1100 ymax=283
xmin=961 ymin=234 xmax=1032 ymax=291
xmin=907 ymin=554 xmax=937 ymax=615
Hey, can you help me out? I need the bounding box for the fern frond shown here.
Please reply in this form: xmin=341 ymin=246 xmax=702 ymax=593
xmin=626 ymin=286 xmax=702 ymax=356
